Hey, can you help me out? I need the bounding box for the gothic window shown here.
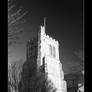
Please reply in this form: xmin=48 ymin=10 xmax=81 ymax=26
xmin=53 ymin=46 xmax=56 ymax=57
xmin=49 ymin=45 xmax=52 ymax=56
xmin=49 ymin=45 xmax=56 ymax=58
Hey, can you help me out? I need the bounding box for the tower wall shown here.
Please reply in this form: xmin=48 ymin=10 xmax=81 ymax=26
xmin=37 ymin=25 xmax=67 ymax=92
xmin=25 ymin=24 xmax=67 ymax=92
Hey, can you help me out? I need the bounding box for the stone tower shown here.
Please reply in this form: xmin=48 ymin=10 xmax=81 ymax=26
xmin=37 ymin=24 xmax=67 ymax=92
xmin=26 ymin=22 xmax=67 ymax=92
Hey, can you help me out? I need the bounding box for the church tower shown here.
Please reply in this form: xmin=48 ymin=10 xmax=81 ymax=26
xmin=26 ymin=19 xmax=67 ymax=92
xmin=37 ymin=19 xmax=67 ymax=92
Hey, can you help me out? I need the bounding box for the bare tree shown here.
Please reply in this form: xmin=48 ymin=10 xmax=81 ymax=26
xmin=8 ymin=62 xmax=23 ymax=92
xmin=74 ymin=50 xmax=84 ymax=61
xmin=75 ymin=50 xmax=84 ymax=92
xmin=8 ymin=0 xmax=27 ymax=46
xmin=18 ymin=59 xmax=57 ymax=92
xmin=35 ymin=64 xmax=57 ymax=92
xmin=74 ymin=50 xmax=84 ymax=69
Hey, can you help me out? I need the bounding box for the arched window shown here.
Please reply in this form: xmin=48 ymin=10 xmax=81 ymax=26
xmin=49 ymin=45 xmax=52 ymax=56
xmin=49 ymin=45 xmax=56 ymax=57
xmin=53 ymin=46 xmax=56 ymax=57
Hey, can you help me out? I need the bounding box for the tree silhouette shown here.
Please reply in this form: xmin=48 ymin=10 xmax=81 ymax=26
xmin=8 ymin=0 xmax=27 ymax=46
xmin=8 ymin=62 xmax=23 ymax=92
xmin=18 ymin=58 xmax=57 ymax=92
xmin=74 ymin=50 xmax=84 ymax=70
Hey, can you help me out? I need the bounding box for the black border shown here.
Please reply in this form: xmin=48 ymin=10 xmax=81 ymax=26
xmin=0 ymin=0 xmax=8 ymax=92
xmin=0 ymin=0 xmax=88 ymax=92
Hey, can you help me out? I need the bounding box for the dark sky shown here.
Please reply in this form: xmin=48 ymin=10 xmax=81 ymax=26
xmin=9 ymin=0 xmax=83 ymax=74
